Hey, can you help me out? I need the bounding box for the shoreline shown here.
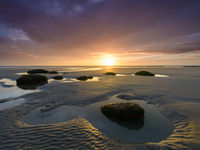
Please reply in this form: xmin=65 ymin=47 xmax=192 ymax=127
xmin=0 ymin=67 xmax=199 ymax=149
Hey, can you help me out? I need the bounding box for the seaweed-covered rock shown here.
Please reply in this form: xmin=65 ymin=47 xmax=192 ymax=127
xmin=104 ymin=72 xmax=116 ymax=75
xmin=27 ymin=69 xmax=49 ymax=74
xmin=76 ymin=76 xmax=93 ymax=81
xmin=101 ymin=102 xmax=145 ymax=120
xmin=53 ymin=75 xmax=63 ymax=80
xmin=16 ymin=75 xmax=48 ymax=85
xmin=135 ymin=71 xmax=154 ymax=76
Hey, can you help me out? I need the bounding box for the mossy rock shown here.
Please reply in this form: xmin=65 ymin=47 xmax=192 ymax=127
xmin=76 ymin=76 xmax=93 ymax=81
xmin=135 ymin=71 xmax=154 ymax=76
xmin=53 ymin=76 xmax=63 ymax=80
xmin=16 ymin=75 xmax=48 ymax=85
xmin=104 ymin=72 xmax=116 ymax=75
xmin=27 ymin=69 xmax=49 ymax=74
xmin=17 ymin=83 xmax=45 ymax=90
xmin=101 ymin=102 xmax=145 ymax=120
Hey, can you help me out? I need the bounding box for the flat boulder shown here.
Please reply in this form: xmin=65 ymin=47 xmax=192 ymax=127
xmin=101 ymin=102 xmax=145 ymax=120
xmin=135 ymin=71 xmax=154 ymax=76
xmin=27 ymin=69 xmax=49 ymax=74
xmin=53 ymin=76 xmax=63 ymax=80
xmin=76 ymin=76 xmax=93 ymax=81
xmin=104 ymin=72 xmax=116 ymax=75
xmin=27 ymin=69 xmax=58 ymax=74
xmin=16 ymin=75 xmax=48 ymax=85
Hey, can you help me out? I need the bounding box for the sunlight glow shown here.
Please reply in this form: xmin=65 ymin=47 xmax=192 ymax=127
xmin=102 ymin=56 xmax=115 ymax=66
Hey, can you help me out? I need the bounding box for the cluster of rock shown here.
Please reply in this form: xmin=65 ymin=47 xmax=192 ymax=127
xmin=103 ymin=71 xmax=155 ymax=76
xmin=16 ymin=69 xmax=66 ymax=89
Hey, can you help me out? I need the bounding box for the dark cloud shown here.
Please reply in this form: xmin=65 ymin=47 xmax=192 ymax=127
xmin=0 ymin=0 xmax=200 ymax=65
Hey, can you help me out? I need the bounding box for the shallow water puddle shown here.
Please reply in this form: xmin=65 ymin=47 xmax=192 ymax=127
xmin=23 ymin=95 xmax=173 ymax=143
xmin=0 ymin=78 xmax=40 ymax=110
xmin=0 ymin=78 xmax=40 ymax=100
xmin=0 ymin=98 xmax=25 ymax=111
xmin=116 ymin=74 xmax=127 ymax=76
xmin=49 ymin=77 xmax=99 ymax=83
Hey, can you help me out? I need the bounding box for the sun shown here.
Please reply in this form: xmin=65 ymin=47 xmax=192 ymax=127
xmin=102 ymin=56 xmax=115 ymax=66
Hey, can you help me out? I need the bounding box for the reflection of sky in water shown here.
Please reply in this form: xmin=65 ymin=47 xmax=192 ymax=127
xmin=59 ymin=67 xmax=102 ymax=73
xmin=24 ymin=95 xmax=173 ymax=143
xmin=132 ymin=74 xmax=169 ymax=77
xmin=155 ymin=74 xmax=169 ymax=78
xmin=16 ymin=72 xmax=28 ymax=75
xmin=0 ymin=78 xmax=40 ymax=100
xmin=116 ymin=74 xmax=127 ymax=76
xmin=0 ymin=98 xmax=25 ymax=111
xmin=0 ymin=78 xmax=16 ymax=85
xmin=49 ymin=77 xmax=99 ymax=83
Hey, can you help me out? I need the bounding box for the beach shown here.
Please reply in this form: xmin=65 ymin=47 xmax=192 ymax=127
xmin=0 ymin=66 xmax=200 ymax=150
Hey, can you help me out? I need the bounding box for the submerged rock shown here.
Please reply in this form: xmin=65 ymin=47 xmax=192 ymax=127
xmin=16 ymin=75 xmax=48 ymax=85
xmin=53 ymin=76 xmax=63 ymax=80
xmin=104 ymin=72 xmax=116 ymax=75
xmin=135 ymin=71 xmax=154 ymax=76
xmin=76 ymin=76 xmax=93 ymax=81
xmin=101 ymin=102 xmax=145 ymax=120
xmin=27 ymin=69 xmax=49 ymax=74
xmin=40 ymin=104 xmax=54 ymax=113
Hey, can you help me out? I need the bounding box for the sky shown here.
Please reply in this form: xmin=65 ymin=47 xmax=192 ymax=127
xmin=0 ymin=0 xmax=200 ymax=66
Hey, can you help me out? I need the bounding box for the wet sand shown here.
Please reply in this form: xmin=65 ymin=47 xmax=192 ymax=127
xmin=0 ymin=66 xmax=200 ymax=149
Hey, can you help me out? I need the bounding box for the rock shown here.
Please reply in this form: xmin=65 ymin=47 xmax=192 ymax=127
xmin=101 ymin=102 xmax=145 ymax=120
xmin=104 ymin=72 xmax=116 ymax=75
xmin=135 ymin=71 xmax=154 ymax=76
xmin=27 ymin=69 xmax=58 ymax=74
xmin=53 ymin=76 xmax=63 ymax=80
xmin=40 ymin=104 xmax=54 ymax=113
xmin=27 ymin=69 xmax=49 ymax=74
xmin=16 ymin=75 xmax=48 ymax=85
xmin=76 ymin=76 xmax=93 ymax=81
